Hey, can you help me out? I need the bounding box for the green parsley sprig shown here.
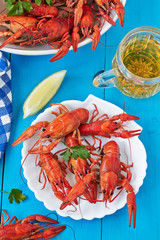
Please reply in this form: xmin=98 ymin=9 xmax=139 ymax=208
xmin=4 ymin=0 xmax=53 ymax=16
xmin=0 ymin=188 xmax=27 ymax=204
xmin=60 ymin=144 xmax=90 ymax=162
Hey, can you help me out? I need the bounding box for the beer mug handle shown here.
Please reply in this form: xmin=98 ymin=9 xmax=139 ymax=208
xmin=93 ymin=69 xmax=117 ymax=88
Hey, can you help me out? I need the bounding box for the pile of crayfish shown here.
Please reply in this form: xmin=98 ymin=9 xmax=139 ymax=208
xmin=0 ymin=209 xmax=66 ymax=239
xmin=12 ymin=103 xmax=140 ymax=228
xmin=0 ymin=0 xmax=125 ymax=62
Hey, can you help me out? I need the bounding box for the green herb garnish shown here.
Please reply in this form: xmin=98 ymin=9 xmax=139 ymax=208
xmin=5 ymin=0 xmax=32 ymax=16
xmin=0 ymin=188 xmax=27 ymax=204
xmin=60 ymin=145 xmax=90 ymax=162
xmin=4 ymin=0 xmax=52 ymax=16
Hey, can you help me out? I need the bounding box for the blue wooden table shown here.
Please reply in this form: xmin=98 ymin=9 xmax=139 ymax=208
xmin=1 ymin=0 xmax=160 ymax=239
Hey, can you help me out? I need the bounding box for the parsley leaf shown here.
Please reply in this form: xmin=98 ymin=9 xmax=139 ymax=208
xmin=5 ymin=0 xmax=52 ymax=16
xmin=8 ymin=189 xmax=27 ymax=204
xmin=0 ymin=188 xmax=27 ymax=204
xmin=60 ymin=145 xmax=90 ymax=162
xmin=35 ymin=0 xmax=41 ymax=5
xmin=7 ymin=2 xmax=24 ymax=16
xmin=45 ymin=0 xmax=53 ymax=6
xmin=22 ymin=1 xmax=32 ymax=11
xmin=5 ymin=0 xmax=32 ymax=16
xmin=60 ymin=149 xmax=71 ymax=162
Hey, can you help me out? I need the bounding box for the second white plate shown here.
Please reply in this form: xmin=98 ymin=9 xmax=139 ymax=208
xmin=0 ymin=0 xmax=126 ymax=55
xmin=21 ymin=95 xmax=147 ymax=220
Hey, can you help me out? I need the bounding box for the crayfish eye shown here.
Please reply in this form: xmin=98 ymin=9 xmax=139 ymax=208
xmin=114 ymin=122 xmax=118 ymax=125
xmin=5 ymin=20 xmax=10 ymax=24
xmin=102 ymin=189 xmax=106 ymax=194
xmin=111 ymin=191 xmax=114 ymax=195
xmin=79 ymin=173 xmax=83 ymax=176
xmin=85 ymin=170 xmax=88 ymax=174
xmin=55 ymin=183 xmax=58 ymax=186
xmin=46 ymin=135 xmax=50 ymax=138
xmin=43 ymin=34 xmax=48 ymax=37
xmin=61 ymin=180 xmax=63 ymax=183
xmin=42 ymin=128 xmax=45 ymax=131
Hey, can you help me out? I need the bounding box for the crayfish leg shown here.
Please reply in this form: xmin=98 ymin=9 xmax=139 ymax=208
xmin=109 ymin=113 xmax=139 ymax=122
xmin=111 ymin=129 xmax=141 ymax=138
xmin=50 ymin=103 xmax=69 ymax=114
xmin=99 ymin=8 xmax=116 ymax=26
xmin=22 ymin=214 xmax=58 ymax=224
xmin=29 ymin=139 xmax=62 ymax=154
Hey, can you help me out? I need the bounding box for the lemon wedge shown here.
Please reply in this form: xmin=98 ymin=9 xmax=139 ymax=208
xmin=23 ymin=70 xmax=67 ymax=119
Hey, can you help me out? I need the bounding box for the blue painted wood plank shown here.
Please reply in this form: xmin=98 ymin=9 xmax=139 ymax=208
xmin=100 ymin=0 xmax=160 ymax=239
xmin=1 ymin=35 xmax=106 ymax=240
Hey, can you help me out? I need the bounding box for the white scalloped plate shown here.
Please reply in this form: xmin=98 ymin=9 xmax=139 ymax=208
xmin=22 ymin=95 xmax=147 ymax=220
xmin=0 ymin=0 xmax=126 ymax=55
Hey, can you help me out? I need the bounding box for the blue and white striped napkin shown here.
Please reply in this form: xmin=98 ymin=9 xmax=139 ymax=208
xmin=0 ymin=52 xmax=12 ymax=160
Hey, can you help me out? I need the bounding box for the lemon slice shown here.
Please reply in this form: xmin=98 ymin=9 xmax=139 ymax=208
xmin=23 ymin=70 xmax=67 ymax=118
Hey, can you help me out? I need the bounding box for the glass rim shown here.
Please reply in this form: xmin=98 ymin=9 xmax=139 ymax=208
xmin=117 ymin=26 xmax=160 ymax=83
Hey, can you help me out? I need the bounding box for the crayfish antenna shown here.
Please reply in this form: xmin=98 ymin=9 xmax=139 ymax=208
xmin=22 ymin=214 xmax=59 ymax=224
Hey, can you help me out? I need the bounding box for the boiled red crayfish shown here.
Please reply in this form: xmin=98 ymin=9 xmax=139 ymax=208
xmin=72 ymin=4 xmax=101 ymax=52
xmin=12 ymin=104 xmax=89 ymax=202
xmin=79 ymin=104 xmax=141 ymax=149
xmin=34 ymin=18 xmax=74 ymax=62
xmin=60 ymin=171 xmax=97 ymax=210
xmin=0 ymin=210 xmax=65 ymax=239
xmin=0 ymin=15 xmax=38 ymax=49
xmin=64 ymin=132 xmax=97 ymax=203
xmin=100 ymin=141 xmax=136 ymax=228
xmin=32 ymin=152 xmax=74 ymax=201
xmin=12 ymin=104 xmax=89 ymax=151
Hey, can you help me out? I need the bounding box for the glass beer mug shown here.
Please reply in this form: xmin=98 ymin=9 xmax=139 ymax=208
xmin=93 ymin=27 xmax=160 ymax=98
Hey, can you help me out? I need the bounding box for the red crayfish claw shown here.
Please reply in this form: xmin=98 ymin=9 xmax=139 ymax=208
xmin=111 ymin=0 xmax=125 ymax=27
xmin=50 ymin=39 xmax=71 ymax=62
